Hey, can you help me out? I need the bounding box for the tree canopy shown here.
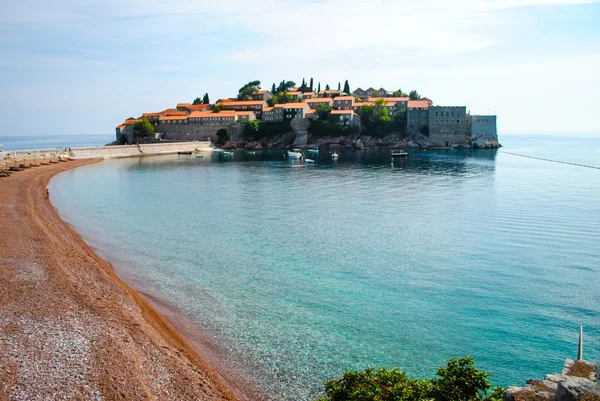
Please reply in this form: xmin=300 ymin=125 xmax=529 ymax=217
xmin=213 ymin=104 xmax=232 ymax=113
xmin=132 ymin=118 xmax=154 ymax=138
xmin=238 ymin=80 xmax=261 ymax=100
xmin=343 ymin=80 xmax=350 ymax=94
xmin=202 ymin=93 xmax=210 ymax=104
xmin=409 ymin=90 xmax=421 ymax=100
xmin=215 ymin=129 xmax=229 ymax=146
xmin=192 ymin=97 xmax=202 ymax=105
xmin=316 ymin=356 xmax=504 ymax=401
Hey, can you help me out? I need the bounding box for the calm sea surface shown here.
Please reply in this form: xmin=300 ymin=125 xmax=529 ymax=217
xmin=50 ymin=135 xmax=600 ymax=400
xmin=0 ymin=134 xmax=113 ymax=151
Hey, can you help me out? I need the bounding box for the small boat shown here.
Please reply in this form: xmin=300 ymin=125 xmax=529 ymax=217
xmin=287 ymin=149 xmax=303 ymax=160
xmin=331 ymin=152 xmax=339 ymax=159
xmin=305 ymin=158 xmax=315 ymax=163
xmin=223 ymin=151 xmax=234 ymax=156
xmin=196 ymin=155 xmax=204 ymax=159
xmin=178 ymin=151 xmax=192 ymax=155
xmin=247 ymin=151 xmax=256 ymax=154
xmin=307 ymin=147 xmax=319 ymax=153
xmin=391 ymin=150 xmax=408 ymax=157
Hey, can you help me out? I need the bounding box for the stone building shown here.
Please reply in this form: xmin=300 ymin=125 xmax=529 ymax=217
xmin=471 ymin=115 xmax=497 ymax=139
xmin=262 ymin=106 xmax=281 ymax=122
xmin=216 ymin=100 xmax=267 ymax=119
xmin=276 ymin=103 xmax=311 ymax=120
xmin=305 ymin=98 xmax=334 ymax=109
xmin=251 ymin=90 xmax=273 ymax=101
xmin=329 ymin=110 xmax=360 ymax=126
xmin=333 ymin=96 xmax=355 ymax=110
xmin=428 ymin=106 xmax=468 ymax=146
xmin=407 ymin=100 xmax=430 ymax=135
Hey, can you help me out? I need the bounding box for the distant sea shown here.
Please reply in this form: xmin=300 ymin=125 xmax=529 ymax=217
xmin=0 ymin=134 xmax=114 ymax=152
xmin=48 ymin=134 xmax=600 ymax=400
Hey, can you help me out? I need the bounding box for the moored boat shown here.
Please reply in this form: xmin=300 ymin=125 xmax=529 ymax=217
xmin=391 ymin=150 xmax=408 ymax=157
xmin=287 ymin=149 xmax=303 ymax=160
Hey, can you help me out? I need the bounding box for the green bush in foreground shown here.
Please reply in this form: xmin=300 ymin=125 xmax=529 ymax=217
xmin=316 ymin=356 xmax=504 ymax=401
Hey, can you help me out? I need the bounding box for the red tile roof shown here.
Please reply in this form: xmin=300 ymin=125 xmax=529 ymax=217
xmin=408 ymin=100 xmax=431 ymax=109
xmin=188 ymin=104 xmax=210 ymax=111
xmin=274 ymin=103 xmax=307 ymax=109
xmin=236 ymin=111 xmax=255 ymax=116
xmin=122 ymin=119 xmax=138 ymax=125
xmin=367 ymin=97 xmax=409 ymax=102
xmin=334 ymin=96 xmax=355 ymax=101
xmin=330 ymin=110 xmax=355 ymax=115
xmin=188 ymin=111 xmax=237 ymax=118
xmin=142 ymin=112 xmax=161 ymax=117
xmin=159 ymin=115 xmax=188 ymax=121
xmin=305 ymin=98 xmax=333 ymax=103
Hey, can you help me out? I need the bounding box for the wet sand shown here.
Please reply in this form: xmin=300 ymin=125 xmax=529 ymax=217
xmin=0 ymin=160 xmax=243 ymax=400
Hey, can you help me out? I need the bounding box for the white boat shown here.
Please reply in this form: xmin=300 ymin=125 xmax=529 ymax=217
xmin=391 ymin=150 xmax=408 ymax=157
xmin=223 ymin=151 xmax=234 ymax=156
xmin=305 ymin=158 xmax=315 ymax=163
xmin=307 ymin=148 xmax=319 ymax=153
xmin=331 ymin=152 xmax=339 ymax=159
xmin=287 ymin=150 xmax=303 ymax=160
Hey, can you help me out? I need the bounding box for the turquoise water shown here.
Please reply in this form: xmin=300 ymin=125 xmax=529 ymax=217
xmin=50 ymin=135 xmax=600 ymax=400
xmin=0 ymin=134 xmax=114 ymax=151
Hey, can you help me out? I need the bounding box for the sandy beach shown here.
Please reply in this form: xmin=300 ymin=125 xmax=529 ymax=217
xmin=0 ymin=160 xmax=240 ymax=400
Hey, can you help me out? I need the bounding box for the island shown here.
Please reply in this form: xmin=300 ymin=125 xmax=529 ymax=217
xmin=116 ymin=79 xmax=500 ymax=151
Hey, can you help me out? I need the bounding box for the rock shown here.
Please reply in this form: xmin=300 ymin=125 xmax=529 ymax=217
xmin=554 ymin=376 xmax=600 ymax=401
xmin=353 ymin=138 xmax=364 ymax=150
xmin=563 ymin=359 xmax=598 ymax=381
xmin=503 ymin=386 xmax=554 ymax=401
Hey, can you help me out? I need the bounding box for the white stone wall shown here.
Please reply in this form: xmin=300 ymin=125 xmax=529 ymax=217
xmin=471 ymin=115 xmax=497 ymax=139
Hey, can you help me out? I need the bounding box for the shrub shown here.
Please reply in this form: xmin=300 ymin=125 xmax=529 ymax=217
xmin=317 ymin=356 xmax=505 ymax=401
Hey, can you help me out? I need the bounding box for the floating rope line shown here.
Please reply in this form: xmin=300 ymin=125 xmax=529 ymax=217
xmin=500 ymin=151 xmax=600 ymax=170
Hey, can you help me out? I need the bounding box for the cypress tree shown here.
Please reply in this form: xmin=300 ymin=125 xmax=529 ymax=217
xmin=310 ymin=77 xmax=314 ymax=92
xmin=202 ymin=93 xmax=210 ymax=104
xmin=318 ymin=82 xmax=321 ymax=93
xmin=343 ymin=80 xmax=350 ymax=94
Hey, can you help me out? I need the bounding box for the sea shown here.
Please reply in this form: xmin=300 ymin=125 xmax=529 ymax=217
xmin=44 ymin=134 xmax=599 ymax=400
xmin=0 ymin=134 xmax=113 ymax=152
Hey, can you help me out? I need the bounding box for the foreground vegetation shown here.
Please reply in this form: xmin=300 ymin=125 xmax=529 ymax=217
xmin=316 ymin=356 xmax=504 ymax=401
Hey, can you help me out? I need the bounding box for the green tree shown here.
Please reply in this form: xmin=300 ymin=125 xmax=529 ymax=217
xmin=317 ymin=357 xmax=505 ymax=401
xmin=316 ymin=368 xmax=431 ymax=401
xmin=271 ymin=83 xmax=276 ymax=94
xmin=238 ymin=80 xmax=261 ymax=100
xmin=216 ymin=129 xmax=229 ymax=145
xmin=202 ymin=93 xmax=210 ymax=104
xmin=285 ymin=80 xmax=296 ymax=90
xmin=337 ymin=82 xmax=341 ymax=90
xmin=316 ymin=104 xmax=333 ymax=120
xmin=299 ymin=78 xmax=308 ymax=92
xmin=343 ymin=80 xmax=350 ymax=94
xmin=192 ymin=97 xmax=202 ymax=105
xmin=325 ymin=84 xmax=331 ymax=90
xmin=409 ymin=90 xmax=421 ymax=100
xmin=132 ymin=118 xmax=154 ymax=138
xmin=310 ymin=77 xmax=314 ymax=92
xmin=213 ymin=104 xmax=232 ymax=113
xmin=430 ymin=356 xmax=495 ymax=401
xmin=318 ymin=82 xmax=321 ymax=93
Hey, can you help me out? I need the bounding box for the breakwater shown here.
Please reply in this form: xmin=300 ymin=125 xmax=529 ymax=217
xmin=5 ymin=141 xmax=213 ymax=160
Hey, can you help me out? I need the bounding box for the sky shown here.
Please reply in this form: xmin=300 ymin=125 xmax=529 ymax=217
xmin=1 ymin=0 xmax=599 ymax=136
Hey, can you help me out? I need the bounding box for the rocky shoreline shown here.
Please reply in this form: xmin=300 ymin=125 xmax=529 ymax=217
xmin=224 ymin=132 xmax=501 ymax=151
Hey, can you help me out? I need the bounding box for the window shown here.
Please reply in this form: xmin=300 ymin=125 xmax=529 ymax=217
xmin=435 ymin=111 xmax=438 ymax=117
xmin=451 ymin=111 xmax=455 ymax=117
xmin=446 ymin=111 xmax=450 ymax=117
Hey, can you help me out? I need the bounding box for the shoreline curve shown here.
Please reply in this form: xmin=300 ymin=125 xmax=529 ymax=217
xmin=0 ymin=159 xmax=253 ymax=400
